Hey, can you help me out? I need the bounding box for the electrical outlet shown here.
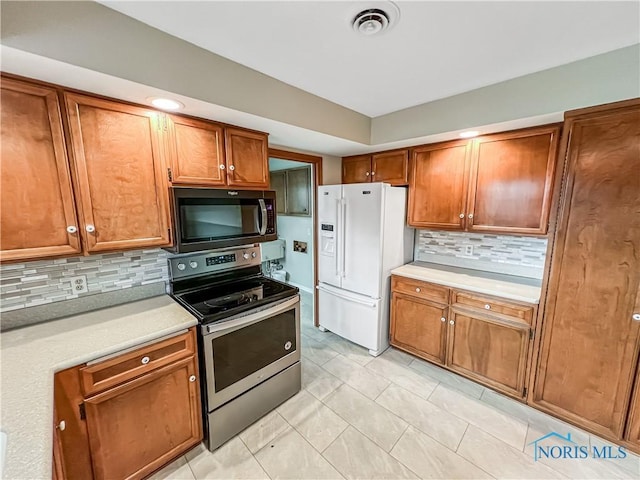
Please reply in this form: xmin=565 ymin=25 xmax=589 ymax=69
xmin=69 ymin=275 xmax=88 ymax=294
xmin=464 ymin=245 xmax=474 ymax=256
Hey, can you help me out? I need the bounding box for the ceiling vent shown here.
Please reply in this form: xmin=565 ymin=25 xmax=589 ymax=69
xmin=352 ymin=8 xmax=391 ymax=36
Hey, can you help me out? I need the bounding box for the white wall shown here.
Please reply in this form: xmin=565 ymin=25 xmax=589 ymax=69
xmin=276 ymin=216 xmax=313 ymax=292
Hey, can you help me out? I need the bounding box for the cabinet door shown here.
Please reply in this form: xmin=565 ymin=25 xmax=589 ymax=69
xmin=286 ymin=167 xmax=311 ymax=215
xmin=466 ymin=126 xmax=560 ymax=234
xmin=225 ymin=128 xmax=269 ymax=188
xmin=270 ymin=171 xmax=286 ymax=214
xmin=64 ymin=93 xmax=171 ymax=253
xmin=0 ymin=77 xmax=81 ymax=261
xmin=390 ymin=293 xmax=448 ymax=364
xmin=342 ymin=155 xmax=371 ymax=184
xmin=372 ymin=150 xmax=408 ymax=185
xmin=625 ymin=357 xmax=640 ymax=448
xmin=166 ymin=114 xmax=225 ymax=186
xmin=533 ymin=101 xmax=640 ymax=439
xmin=84 ymin=356 xmax=202 ymax=480
xmin=447 ymin=309 xmax=530 ymax=398
xmin=408 ymin=141 xmax=470 ymax=229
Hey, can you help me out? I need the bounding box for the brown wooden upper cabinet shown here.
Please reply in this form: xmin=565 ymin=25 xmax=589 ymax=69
xmin=0 ymin=77 xmax=82 ymax=262
xmin=408 ymin=125 xmax=560 ymax=235
xmin=165 ymin=114 xmax=226 ymax=186
xmin=342 ymin=149 xmax=409 ymax=185
xmin=224 ymin=128 xmax=269 ymax=189
xmin=64 ymin=93 xmax=172 ymax=253
xmin=166 ymin=120 xmax=269 ymax=189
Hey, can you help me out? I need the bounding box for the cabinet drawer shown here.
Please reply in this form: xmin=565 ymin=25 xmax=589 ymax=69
xmin=80 ymin=328 xmax=196 ymax=396
xmin=453 ymin=291 xmax=534 ymax=323
xmin=392 ymin=276 xmax=450 ymax=304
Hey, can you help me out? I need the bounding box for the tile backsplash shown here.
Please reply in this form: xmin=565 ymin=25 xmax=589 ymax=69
xmin=0 ymin=249 xmax=169 ymax=313
xmin=415 ymin=230 xmax=548 ymax=279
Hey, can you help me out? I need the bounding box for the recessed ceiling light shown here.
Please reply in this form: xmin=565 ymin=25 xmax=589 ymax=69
xmin=148 ymin=97 xmax=184 ymax=110
xmin=459 ymin=131 xmax=480 ymax=138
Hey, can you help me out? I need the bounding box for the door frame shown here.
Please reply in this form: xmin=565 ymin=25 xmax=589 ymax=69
xmin=268 ymin=148 xmax=323 ymax=327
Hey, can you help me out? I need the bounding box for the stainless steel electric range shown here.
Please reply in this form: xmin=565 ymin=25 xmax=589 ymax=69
xmin=168 ymin=245 xmax=301 ymax=451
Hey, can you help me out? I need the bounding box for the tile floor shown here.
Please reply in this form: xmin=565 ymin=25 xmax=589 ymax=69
xmin=152 ymin=291 xmax=639 ymax=479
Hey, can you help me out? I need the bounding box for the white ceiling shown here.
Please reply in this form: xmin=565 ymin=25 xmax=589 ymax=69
xmin=100 ymin=1 xmax=640 ymax=117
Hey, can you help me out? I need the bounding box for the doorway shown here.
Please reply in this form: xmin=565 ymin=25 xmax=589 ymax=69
xmin=267 ymin=148 xmax=322 ymax=328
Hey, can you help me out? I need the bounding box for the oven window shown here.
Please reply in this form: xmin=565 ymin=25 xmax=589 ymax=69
xmin=180 ymin=202 xmax=259 ymax=242
xmin=212 ymin=308 xmax=296 ymax=392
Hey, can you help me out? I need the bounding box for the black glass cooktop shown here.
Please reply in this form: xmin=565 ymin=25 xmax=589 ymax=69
xmin=174 ymin=275 xmax=298 ymax=324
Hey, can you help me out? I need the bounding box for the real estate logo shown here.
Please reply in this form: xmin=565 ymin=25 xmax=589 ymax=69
xmin=528 ymin=432 xmax=627 ymax=461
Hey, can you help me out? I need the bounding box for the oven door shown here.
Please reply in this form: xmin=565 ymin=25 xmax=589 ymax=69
xmin=202 ymin=295 xmax=300 ymax=410
xmin=171 ymin=188 xmax=276 ymax=252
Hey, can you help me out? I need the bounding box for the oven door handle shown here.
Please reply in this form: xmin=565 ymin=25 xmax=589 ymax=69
xmin=205 ymin=295 xmax=299 ymax=335
xmin=258 ymin=199 xmax=268 ymax=235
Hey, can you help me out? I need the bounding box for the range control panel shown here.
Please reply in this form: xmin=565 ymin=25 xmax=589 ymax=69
xmin=169 ymin=245 xmax=261 ymax=280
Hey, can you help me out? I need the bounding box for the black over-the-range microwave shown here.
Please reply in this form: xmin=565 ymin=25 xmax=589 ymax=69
xmin=167 ymin=187 xmax=277 ymax=253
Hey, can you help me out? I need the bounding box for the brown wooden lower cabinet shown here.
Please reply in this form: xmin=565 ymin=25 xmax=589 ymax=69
xmin=52 ymin=328 xmax=202 ymax=480
xmin=625 ymin=362 xmax=640 ymax=449
xmin=389 ymin=275 xmax=534 ymax=399
xmin=447 ymin=309 xmax=530 ymax=398
xmin=390 ymin=293 xmax=447 ymax=365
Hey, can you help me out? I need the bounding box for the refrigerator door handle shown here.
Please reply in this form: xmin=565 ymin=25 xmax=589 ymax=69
xmin=335 ymin=198 xmax=342 ymax=277
xmin=341 ymin=200 xmax=347 ymax=278
xmin=317 ymin=285 xmax=377 ymax=308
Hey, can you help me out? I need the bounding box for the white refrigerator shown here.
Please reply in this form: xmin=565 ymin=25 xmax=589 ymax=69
xmin=317 ymin=182 xmax=413 ymax=356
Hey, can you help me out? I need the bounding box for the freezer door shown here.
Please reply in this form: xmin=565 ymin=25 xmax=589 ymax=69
xmin=341 ymin=183 xmax=382 ymax=297
xmin=318 ymin=284 xmax=385 ymax=354
xmin=317 ymin=185 xmax=342 ymax=288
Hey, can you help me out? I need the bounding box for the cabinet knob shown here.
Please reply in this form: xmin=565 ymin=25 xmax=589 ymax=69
xmin=449 ymin=320 xmax=455 ymax=326
xmin=56 ymin=420 xmax=66 ymax=431
xmin=66 ymin=226 xmax=77 ymax=234
xmin=459 ymin=213 xmax=465 ymax=219
xmin=141 ymin=356 xmax=150 ymax=365
xmin=415 ymin=287 xmax=421 ymax=293
xmin=484 ymin=304 xmax=491 ymax=310
xmin=189 ymin=375 xmax=196 ymax=383
xmin=219 ymin=164 xmax=225 ymax=170
xmin=633 ymin=313 xmax=640 ymax=321
xmin=365 ymin=172 xmax=370 ymax=176
xmin=228 ymin=165 xmax=235 ymax=171
xmin=440 ymin=317 xmax=446 ymax=323
xmin=371 ymin=171 xmax=376 ymax=176
xmin=468 ymin=214 xmax=474 ymax=219
xmin=85 ymin=224 xmax=96 ymax=233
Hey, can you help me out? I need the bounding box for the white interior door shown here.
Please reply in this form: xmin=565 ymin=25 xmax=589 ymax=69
xmin=341 ymin=183 xmax=382 ymax=297
xmin=317 ymin=185 xmax=342 ymax=288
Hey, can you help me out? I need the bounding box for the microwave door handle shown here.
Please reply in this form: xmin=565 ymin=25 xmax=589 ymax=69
xmin=258 ymin=199 xmax=268 ymax=235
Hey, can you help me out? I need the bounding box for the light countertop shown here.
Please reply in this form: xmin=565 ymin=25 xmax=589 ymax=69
xmin=391 ymin=262 xmax=542 ymax=304
xmin=0 ymin=295 xmax=198 ymax=480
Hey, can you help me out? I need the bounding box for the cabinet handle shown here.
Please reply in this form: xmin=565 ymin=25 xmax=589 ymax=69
xmin=66 ymin=226 xmax=77 ymax=234
xmin=141 ymin=356 xmax=150 ymax=365
xmin=189 ymin=375 xmax=196 ymax=383
xmin=633 ymin=313 xmax=640 ymax=321
xmin=440 ymin=317 xmax=446 ymax=323
xmin=365 ymin=172 xmax=370 ymax=176
xmin=449 ymin=320 xmax=455 ymax=326
xmin=219 ymin=164 xmax=225 ymax=170
xmin=56 ymin=420 xmax=66 ymax=431
xmin=228 ymin=165 xmax=235 ymax=171
xmin=484 ymin=304 xmax=491 ymax=310
xmin=85 ymin=224 xmax=95 ymax=233
xmin=415 ymin=287 xmax=421 ymax=293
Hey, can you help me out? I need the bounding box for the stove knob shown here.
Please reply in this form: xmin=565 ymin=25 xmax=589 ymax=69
xmin=243 ymin=252 xmax=250 ymax=260
xmin=251 ymin=252 xmax=257 ymax=258
xmin=177 ymin=263 xmax=186 ymax=271
xmin=189 ymin=261 xmax=198 ymax=269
